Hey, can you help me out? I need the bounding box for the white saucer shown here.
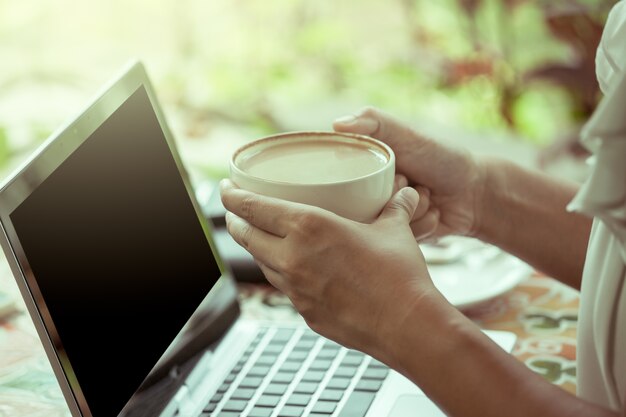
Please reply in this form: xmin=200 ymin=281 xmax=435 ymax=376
xmin=425 ymin=239 xmax=532 ymax=309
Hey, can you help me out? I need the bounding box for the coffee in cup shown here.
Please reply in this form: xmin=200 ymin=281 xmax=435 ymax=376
xmin=230 ymin=131 xmax=395 ymax=222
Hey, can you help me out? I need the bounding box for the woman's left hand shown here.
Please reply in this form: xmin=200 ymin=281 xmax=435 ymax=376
xmin=220 ymin=179 xmax=442 ymax=365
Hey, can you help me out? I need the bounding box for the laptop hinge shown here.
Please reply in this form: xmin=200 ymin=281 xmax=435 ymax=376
xmin=162 ymin=350 xmax=216 ymax=417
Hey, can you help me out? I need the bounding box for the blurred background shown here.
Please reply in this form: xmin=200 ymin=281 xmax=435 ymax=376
xmin=0 ymin=0 xmax=615 ymax=186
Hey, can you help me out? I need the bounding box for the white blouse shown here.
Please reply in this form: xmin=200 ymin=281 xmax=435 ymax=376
xmin=568 ymin=0 xmax=626 ymax=411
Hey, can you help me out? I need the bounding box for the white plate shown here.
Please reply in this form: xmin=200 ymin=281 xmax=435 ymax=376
xmin=427 ymin=244 xmax=532 ymax=309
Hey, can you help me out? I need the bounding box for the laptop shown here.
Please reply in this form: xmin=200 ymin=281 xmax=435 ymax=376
xmin=0 ymin=62 xmax=516 ymax=417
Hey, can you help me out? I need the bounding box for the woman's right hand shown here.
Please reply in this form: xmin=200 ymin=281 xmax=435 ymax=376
xmin=334 ymin=107 xmax=486 ymax=241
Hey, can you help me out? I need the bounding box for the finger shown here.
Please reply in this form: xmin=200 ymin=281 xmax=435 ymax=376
xmin=410 ymin=209 xmax=440 ymax=241
xmin=220 ymin=179 xmax=296 ymax=237
xmin=333 ymin=112 xmax=379 ymax=136
xmin=255 ymin=259 xmax=287 ymax=292
xmin=377 ymin=187 xmax=419 ymax=224
xmin=334 ymin=107 xmax=418 ymax=145
xmin=413 ymin=186 xmax=431 ymax=220
xmin=225 ymin=212 xmax=284 ymax=270
xmin=393 ymin=174 xmax=409 ymax=194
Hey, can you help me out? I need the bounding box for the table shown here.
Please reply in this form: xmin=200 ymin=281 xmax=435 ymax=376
xmin=0 ymin=261 xmax=579 ymax=416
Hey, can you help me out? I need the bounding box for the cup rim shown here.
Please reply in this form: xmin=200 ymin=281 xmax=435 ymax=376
xmin=230 ymin=131 xmax=395 ymax=187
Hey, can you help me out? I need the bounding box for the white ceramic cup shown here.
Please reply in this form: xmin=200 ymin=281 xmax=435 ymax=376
xmin=230 ymin=131 xmax=395 ymax=222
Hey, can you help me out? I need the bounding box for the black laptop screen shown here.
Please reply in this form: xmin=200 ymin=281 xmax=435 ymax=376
xmin=9 ymin=86 xmax=222 ymax=416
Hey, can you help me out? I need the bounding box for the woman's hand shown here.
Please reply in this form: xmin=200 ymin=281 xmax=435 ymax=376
xmin=220 ymin=179 xmax=444 ymax=365
xmin=334 ymin=107 xmax=486 ymax=241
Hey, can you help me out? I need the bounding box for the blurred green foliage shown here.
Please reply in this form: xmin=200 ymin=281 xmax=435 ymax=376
xmin=0 ymin=127 xmax=9 ymax=168
xmin=0 ymin=0 xmax=615 ymax=177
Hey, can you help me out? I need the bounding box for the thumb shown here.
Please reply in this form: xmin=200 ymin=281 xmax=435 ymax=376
xmin=378 ymin=187 xmax=419 ymax=224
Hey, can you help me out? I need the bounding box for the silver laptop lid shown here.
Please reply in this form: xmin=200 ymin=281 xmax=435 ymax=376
xmin=0 ymin=62 xmax=239 ymax=417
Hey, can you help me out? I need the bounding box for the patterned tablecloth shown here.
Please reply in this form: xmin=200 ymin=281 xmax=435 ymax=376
xmin=0 ymin=256 xmax=579 ymax=416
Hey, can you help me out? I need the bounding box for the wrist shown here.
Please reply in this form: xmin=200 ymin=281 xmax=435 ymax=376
xmin=471 ymin=157 xmax=510 ymax=243
xmin=381 ymin=282 xmax=462 ymax=374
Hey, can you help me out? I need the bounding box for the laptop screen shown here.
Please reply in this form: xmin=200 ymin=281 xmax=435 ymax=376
xmin=9 ymin=85 xmax=222 ymax=416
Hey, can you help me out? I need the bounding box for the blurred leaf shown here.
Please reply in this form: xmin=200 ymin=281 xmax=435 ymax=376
xmin=502 ymin=0 xmax=528 ymax=10
xmin=0 ymin=127 xmax=10 ymax=169
xmin=544 ymin=4 xmax=603 ymax=59
xmin=441 ymin=56 xmax=494 ymax=87
xmin=524 ymin=63 xmax=598 ymax=114
xmin=523 ymin=4 xmax=604 ymax=118
xmin=457 ymin=0 xmax=481 ymax=16
xmin=512 ymin=83 xmax=574 ymax=144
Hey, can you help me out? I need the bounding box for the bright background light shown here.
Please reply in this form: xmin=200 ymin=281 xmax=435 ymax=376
xmin=0 ymin=0 xmax=612 ymax=183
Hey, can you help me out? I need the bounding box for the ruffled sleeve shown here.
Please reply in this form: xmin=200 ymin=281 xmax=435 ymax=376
xmin=569 ymin=2 xmax=626 ymax=410
xmin=567 ymin=1 xmax=626 ymax=262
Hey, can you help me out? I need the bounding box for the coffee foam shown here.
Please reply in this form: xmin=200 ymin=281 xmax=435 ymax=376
xmin=237 ymin=139 xmax=388 ymax=184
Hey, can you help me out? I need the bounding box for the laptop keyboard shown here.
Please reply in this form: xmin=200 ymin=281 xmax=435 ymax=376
xmin=200 ymin=327 xmax=389 ymax=417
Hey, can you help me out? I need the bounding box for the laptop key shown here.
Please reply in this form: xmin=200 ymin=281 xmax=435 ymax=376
xmin=249 ymin=407 xmax=273 ymax=417
xmin=337 ymin=391 xmax=375 ymax=417
xmin=256 ymin=394 xmax=281 ymax=407
xmin=311 ymin=400 xmax=337 ymax=414
xmin=222 ymin=399 xmax=247 ymax=412
xmin=354 ymin=379 xmax=383 ymax=392
xmin=240 ymin=376 xmax=264 ymax=388
xmin=362 ymin=367 xmax=389 ymax=380
xmin=280 ymin=361 xmax=303 ymax=372
xmin=309 ymin=359 xmax=333 ymax=370
xmin=319 ymin=389 xmax=343 ymax=402
xmin=316 ymin=349 xmax=338 ymax=360
xmin=216 ymin=412 xmax=240 ymax=417
xmin=217 ymin=382 xmax=230 ymax=393
xmin=272 ymin=372 xmax=296 ymax=384
xmin=293 ymin=382 xmax=318 ymax=394
xmin=287 ymin=351 xmax=308 ymax=361
xmin=231 ymin=388 xmax=255 ymax=400
xmin=202 ymin=402 xmax=217 ymax=412
xmin=294 ymin=339 xmax=316 ymax=350
xmin=340 ymin=355 xmax=363 ymax=367
xmin=327 ymin=378 xmax=350 ymax=390
xmin=301 ymin=370 xmax=325 ymax=382
xmin=256 ymin=355 xmax=279 ymax=365
xmin=333 ymin=366 xmax=357 ymax=378
xmin=323 ymin=341 xmax=341 ymax=349
xmin=271 ymin=328 xmax=295 ymax=342
xmin=300 ymin=330 xmax=319 ymax=340
xmin=368 ymin=359 xmax=388 ymax=369
xmin=264 ymin=344 xmax=285 ymax=354
xmin=265 ymin=383 xmax=288 ymax=395
xmin=248 ymin=365 xmax=272 ymax=376
xmin=285 ymin=393 xmax=311 ymax=406
xmin=278 ymin=405 xmax=305 ymax=417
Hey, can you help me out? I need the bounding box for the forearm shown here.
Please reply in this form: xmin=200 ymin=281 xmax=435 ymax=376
xmin=388 ymin=293 xmax=617 ymax=417
xmin=474 ymin=158 xmax=592 ymax=289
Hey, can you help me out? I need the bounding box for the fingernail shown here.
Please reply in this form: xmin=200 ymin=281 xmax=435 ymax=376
xmin=335 ymin=114 xmax=379 ymax=134
xmin=334 ymin=114 xmax=357 ymax=125
xmin=225 ymin=211 xmax=233 ymax=225
xmin=402 ymin=187 xmax=418 ymax=198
